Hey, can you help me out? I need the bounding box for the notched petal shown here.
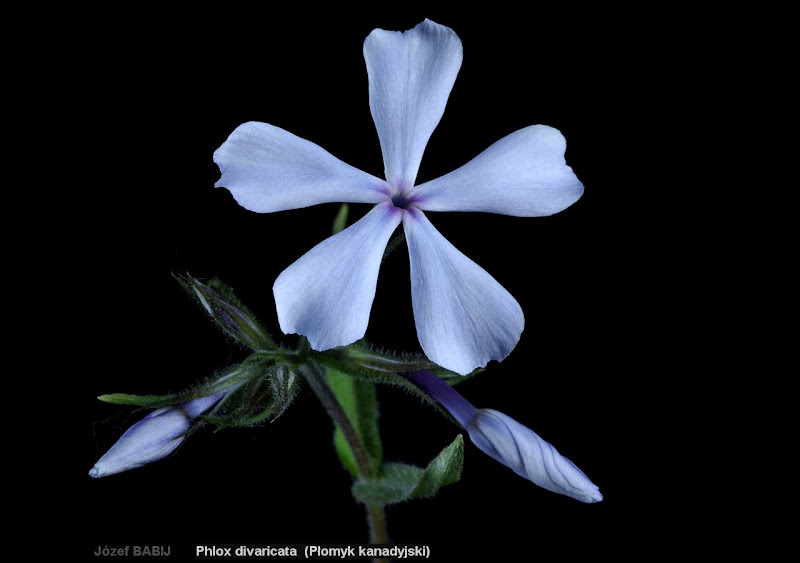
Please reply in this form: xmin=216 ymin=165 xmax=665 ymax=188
xmin=364 ymin=19 xmax=463 ymax=188
xmin=404 ymin=210 xmax=524 ymax=375
xmin=214 ymin=121 xmax=386 ymax=213
xmin=273 ymin=202 xmax=402 ymax=350
xmin=415 ymin=125 xmax=584 ymax=217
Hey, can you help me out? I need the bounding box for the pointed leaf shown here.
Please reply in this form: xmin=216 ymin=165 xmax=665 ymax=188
xmin=411 ymin=434 xmax=464 ymax=498
xmin=351 ymin=463 xmax=424 ymax=504
xmin=351 ymin=435 xmax=464 ymax=504
xmin=333 ymin=427 xmax=360 ymax=477
xmin=97 ymin=358 xmax=269 ymax=412
xmin=97 ymin=393 xmax=175 ymax=407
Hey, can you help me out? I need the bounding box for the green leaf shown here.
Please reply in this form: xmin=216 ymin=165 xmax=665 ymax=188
xmin=351 ymin=435 xmax=464 ymax=505
xmin=352 ymin=463 xmax=424 ymax=504
xmin=97 ymin=356 xmax=273 ymax=413
xmin=333 ymin=428 xmax=359 ymax=477
xmin=97 ymin=393 xmax=175 ymax=406
xmin=332 ymin=203 xmax=349 ymax=234
xmin=327 ymin=368 xmax=382 ymax=475
xmin=411 ymin=434 xmax=465 ymax=498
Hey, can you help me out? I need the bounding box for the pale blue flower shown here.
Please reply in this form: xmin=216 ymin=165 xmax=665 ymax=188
xmin=214 ymin=19 xmax=583 ymax=375
xmin=404 ymin=370 xmax=602 ymax=503
xmin=89 ymin=393 xmax=225 ymax=478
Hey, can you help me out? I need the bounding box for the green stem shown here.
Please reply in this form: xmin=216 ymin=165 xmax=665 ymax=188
xmin=367 ymin=504 xmax=389 ymax=563
xmin=299 ymin=362 xmax=389 ymax=556
xmin=300 ymin=363 xmax=372 ymax=477
xmin=367 ymin=503 xmax=388 ymax=544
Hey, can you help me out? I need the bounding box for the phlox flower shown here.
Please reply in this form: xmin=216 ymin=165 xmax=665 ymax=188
xmin=214 ymin=19 xmax=583 ymax=375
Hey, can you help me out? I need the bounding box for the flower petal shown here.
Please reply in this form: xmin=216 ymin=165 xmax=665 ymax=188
xmin=214 ymin=121 xmax=386 ymax=213
xmin=364 ymin=19 xmax=463 ymax=189
xmin=414 ymin=125 xmax=584 ymax=216
xmin=273 ymin=202 xmax=402 ymax=350
xmin=468 ymin=409 xmax=603 ymax=503
xmin=403 ymin=209 xmax=524 ymax=375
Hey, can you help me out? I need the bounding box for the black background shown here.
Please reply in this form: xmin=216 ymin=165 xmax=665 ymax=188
xmin=79 ymin=7 xmax=689 ymax=561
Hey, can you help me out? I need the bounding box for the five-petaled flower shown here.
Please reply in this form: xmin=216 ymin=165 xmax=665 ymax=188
xmin=214 ymin=19 xmax=584 ymax=375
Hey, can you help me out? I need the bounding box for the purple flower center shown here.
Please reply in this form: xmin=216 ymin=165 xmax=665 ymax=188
xmin=391 ymin=193 xmax=413 ymax=210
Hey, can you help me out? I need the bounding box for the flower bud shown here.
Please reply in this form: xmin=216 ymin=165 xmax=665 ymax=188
xmin=180 ymin=276 xmax=274 ymax=350
xmin=403 ymin=370 xmax=601 ymax=503
xmin=89 ymin=393 xmax=225 ymax=478
xmin=467 ymin=409 xmax=602 ymax=503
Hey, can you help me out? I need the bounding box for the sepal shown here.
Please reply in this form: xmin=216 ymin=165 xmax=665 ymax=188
xmin=202 ymin=364 xmax=300 ymax=429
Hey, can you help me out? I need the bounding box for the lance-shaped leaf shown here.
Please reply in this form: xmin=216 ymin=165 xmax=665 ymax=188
xmin=327 ymin=368 xmax=382 ymax=476
xmin=97 ymin=360 xmax=264 ymax=410
xmin=175 ymin=274 xmax=276 ymax=351
xmin=97 ymin=393 xmax=177 ymax=407
xmin=351 ymin=435 xmax=463 ymax=504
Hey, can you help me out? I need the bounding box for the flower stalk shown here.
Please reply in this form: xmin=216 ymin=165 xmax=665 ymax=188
xmin=298 ymin=362 xmax=389 ymax=551
xmin=299 ymin=363 xmax=373 ymax=479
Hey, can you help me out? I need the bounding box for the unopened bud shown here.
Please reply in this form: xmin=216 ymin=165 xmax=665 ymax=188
xmin=89 ymin=393 xmax=225 ymax=478
xmin=403 ymin=370 xmax=602 ymax=503
xmin=467 ymin=409 xmax=602 ymax=503
xmin=179 ymin=276 xmax=275 ymax=350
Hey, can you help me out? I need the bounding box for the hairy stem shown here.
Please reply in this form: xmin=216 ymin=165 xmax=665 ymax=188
xmin=300 ymin=362 xmax=389 ymax=554
xmin=368 ymin=503 xmax=389 ymax=563
xmin=367 ymin=503 xmax=388 ymax=543
xmin=300 ymin=363 xmax=373 ymax=478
